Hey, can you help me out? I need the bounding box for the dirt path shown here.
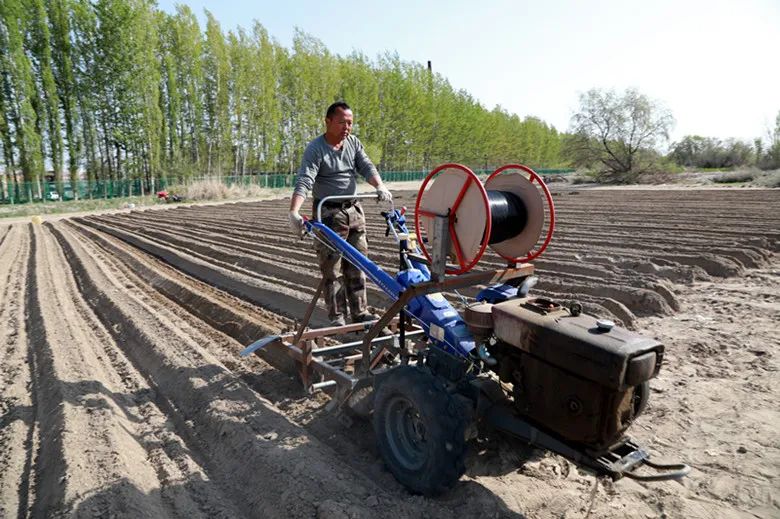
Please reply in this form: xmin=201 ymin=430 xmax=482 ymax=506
xmin=451 ymin=259 xmax=779 ymax=518
xmin=1 ymin=187 xmax=778 ymax=518
xmin=55 ymin=219 xmax=526 ymax=517
xmin=47 ymin=220 xmax=467 ymax=518
xmin=0 ymin=225 xmax=34 ymax=518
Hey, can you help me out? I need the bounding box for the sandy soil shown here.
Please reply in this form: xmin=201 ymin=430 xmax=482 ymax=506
xmin=0 ymin=187 xmax=778 ymax=518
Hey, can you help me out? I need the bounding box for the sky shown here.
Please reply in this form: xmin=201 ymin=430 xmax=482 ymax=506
xmin=156 ymin=0 xmax=780 ymax=145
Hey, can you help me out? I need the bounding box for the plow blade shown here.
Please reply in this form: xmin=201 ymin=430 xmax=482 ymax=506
xmin=241 ymin=335 xmax=283 ymax=357
xmin=241 ymin=317 xmax=408 ymax=394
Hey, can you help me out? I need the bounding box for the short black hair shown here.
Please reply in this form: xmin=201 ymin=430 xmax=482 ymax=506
xmin=326 ymin=101 xmax=351 ymax=119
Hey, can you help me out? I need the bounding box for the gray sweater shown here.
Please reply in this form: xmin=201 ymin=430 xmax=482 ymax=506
xmin=293 ymin=134 xmax=379 ymax=200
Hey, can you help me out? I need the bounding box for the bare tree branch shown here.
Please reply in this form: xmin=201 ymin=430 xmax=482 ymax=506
xmin=565 ymin=88 xmax=674 ymax=182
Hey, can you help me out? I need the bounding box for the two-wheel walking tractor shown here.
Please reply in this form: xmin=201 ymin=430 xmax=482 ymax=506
xmin=242 ymin=164 xmax=689 ymax=495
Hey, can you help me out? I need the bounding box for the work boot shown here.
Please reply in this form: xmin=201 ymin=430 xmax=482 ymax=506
xmin=330 ymin=316 xmax=346 ymax=327
xmin=352 ymin=312 xmax=380 ymax=324
xmin=353 ymin=312 xmax=392 ymax=336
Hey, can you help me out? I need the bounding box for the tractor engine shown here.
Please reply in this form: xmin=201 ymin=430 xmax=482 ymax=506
xmin=465 ymin=297 xmax=663 ymax=450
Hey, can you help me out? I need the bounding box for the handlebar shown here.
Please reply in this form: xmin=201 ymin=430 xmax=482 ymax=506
xmin=315 ymin=193 xmax=392 ymax=222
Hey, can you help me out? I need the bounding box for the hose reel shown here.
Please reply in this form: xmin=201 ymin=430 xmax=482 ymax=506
xmin=414 ymin=163 xmax=555 ymax=275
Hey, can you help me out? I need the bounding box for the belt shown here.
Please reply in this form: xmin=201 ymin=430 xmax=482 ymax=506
xmin=316 ymin=198 xmax=359 ymax=209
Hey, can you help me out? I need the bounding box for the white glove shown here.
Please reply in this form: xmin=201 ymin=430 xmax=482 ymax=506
xmin=288 ymin=211 xmax=305 ymax=237
xmin=375 ymin=185 xmax=393 ymax=203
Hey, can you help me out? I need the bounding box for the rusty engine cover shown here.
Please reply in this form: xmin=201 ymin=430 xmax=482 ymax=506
xmin=490 ymin=298 xmax=664 ymax=450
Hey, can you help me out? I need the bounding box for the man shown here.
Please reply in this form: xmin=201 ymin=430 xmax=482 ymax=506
xmin=289 ymin=101 xmax=392 ymax=327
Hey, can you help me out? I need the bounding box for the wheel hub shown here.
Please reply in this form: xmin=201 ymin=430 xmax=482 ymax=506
xmin=387 ymin=396 xmax=428 ymax=471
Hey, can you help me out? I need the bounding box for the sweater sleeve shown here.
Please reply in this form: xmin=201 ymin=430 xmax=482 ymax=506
xmin=293 ymin=141 xmax=321 ymax=199
xmin=353 ymin=138 xmax=379 ymax=182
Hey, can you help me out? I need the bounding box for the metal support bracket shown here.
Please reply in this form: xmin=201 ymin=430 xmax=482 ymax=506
xmin=431 ymin=214 xmax=450 ymax=282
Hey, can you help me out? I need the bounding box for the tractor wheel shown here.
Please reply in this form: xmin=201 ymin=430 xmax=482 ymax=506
xmin=373 ymin=366 xmax=469 ymax=496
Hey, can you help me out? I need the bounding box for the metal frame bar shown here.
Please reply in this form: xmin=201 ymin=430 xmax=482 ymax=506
xmin=244 ymin=263 xmax=534 ymax=397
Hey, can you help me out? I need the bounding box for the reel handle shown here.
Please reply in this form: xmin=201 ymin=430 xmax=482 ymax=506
xmin=315 ymin=192 xmax=392 ymax=222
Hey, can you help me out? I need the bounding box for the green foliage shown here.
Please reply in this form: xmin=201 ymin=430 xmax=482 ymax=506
xmin=756 ymin=112 xmax=780 ymax=170
xmin=565 ymin=88 xmax=675 ymax=183
xmin=0 ymin=2 xmax=568 ymax=196
xmin=669 ymin=112 xmax=780 ymax=173
xmin=669 ymin=135 xmax=753 ymax=169
xmin=658 ymin=157 xmax=684 ymax=174
xmin=47 ymin=0 xmax=80 ymax=192
xmin=713 ymin=170 xmax=756 ymax=183
xmin=1 ymin=0 xmax=45 ymax=183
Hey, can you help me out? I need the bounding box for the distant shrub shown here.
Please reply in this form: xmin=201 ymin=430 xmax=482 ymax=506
xmin=166 ymin=178 xmax=283 ymax=201
xmin=659 ymin=159 xmax=684 ymax=174
xmin=185 ymin=179 xmax=230 ymax=200
xmin=636 ymin=170 xmax=674 ymax=184
xmin=669 ymin=136 xmax=753 ymax=169
xmin=753 ymin=169 xmax=780 ymax=188
xmin=713 ymin=170 xmax=756 ymax=183
xmin=568 ymin=170 xmax=598 ymax=184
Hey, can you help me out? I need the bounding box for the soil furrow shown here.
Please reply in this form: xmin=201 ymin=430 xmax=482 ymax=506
xmin=0 ymin=225 xmax=34 ymax=519
xmin=34 ymin=223 xmax=251 ymax=517
xmin=78 ymin=217 xmax=334 ymax=326
xmin=47 ymin=222 xmax=480 ymax=518
xmin=0 ymin=224 xmax=9 ymax=251
xmin=99 ymin=214 xmax=400 ymax=307
xmin=61 ymin=221 xmax=430 ymax=497
xmin=59 ymin=224 xmax=534 ymax=517
xmin=50 ymin=222 xmax=293 ymax=518
xmin=65 ymin=220 xmax=297 ymax=376
xmin=93 ymin=189 xmax=778 ymax=336
xmin=22 ymin=225 xmax=73 ymax=518
xmin=3 ymin=187 xmax=776 ymax=519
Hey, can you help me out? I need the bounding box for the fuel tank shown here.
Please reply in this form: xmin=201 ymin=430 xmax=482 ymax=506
xmin=492 ymin=298 xmax=663 ymax=390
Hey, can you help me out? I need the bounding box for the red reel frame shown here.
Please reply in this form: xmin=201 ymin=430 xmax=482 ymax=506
xmin=414 ymin=163 xmax=491 ymax=275
xmin=486 ymin=164 xmax=555 ymax=263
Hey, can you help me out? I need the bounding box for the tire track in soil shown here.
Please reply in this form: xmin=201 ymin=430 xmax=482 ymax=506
xmin=78 ymin=216 xmax=335 ymax=328
xmin=0 ymin=224 xmax=10 ymax=250
xmin=0 ymin=225 xmax=35 ymax=519
xmin=32 ymin=223 xmax=252 ymax=517
xmin=76 ymin=190 xmax=780 ymax=509
xmin=22 ymin=224 xmax=71 ymax=518
xmin=48 ymin=221 xmax=495 ymax=518
xmin=60 ymin=220 xmax=526 ymax=516
xmin=93 ymin=189 xmax=779 ymax=329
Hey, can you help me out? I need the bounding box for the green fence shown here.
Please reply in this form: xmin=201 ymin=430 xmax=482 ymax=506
xmin=380 ymin=168 xmax=575 ymax=183
xmin=0 ymin=167 xmax=574 ymax=205
xmin=0 ymin=178 xmax=175 ymax=204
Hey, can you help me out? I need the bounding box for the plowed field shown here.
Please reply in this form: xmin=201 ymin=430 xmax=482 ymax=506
xmin=1 ymin=187 xmax=778 ymax=518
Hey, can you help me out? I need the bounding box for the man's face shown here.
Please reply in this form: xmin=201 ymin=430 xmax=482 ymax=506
xmin=325 ymin=108 xmax=353 ymax=141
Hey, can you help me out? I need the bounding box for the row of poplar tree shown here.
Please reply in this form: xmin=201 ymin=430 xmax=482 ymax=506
xmin=0 ymin=0 xmax=565 ymax=197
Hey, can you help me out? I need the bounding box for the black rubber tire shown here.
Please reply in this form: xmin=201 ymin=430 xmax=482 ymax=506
xmin=632 ymin=381 xmax=650 ymax=418
xmin=373 ymin=366 xmax=469 ymax=496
